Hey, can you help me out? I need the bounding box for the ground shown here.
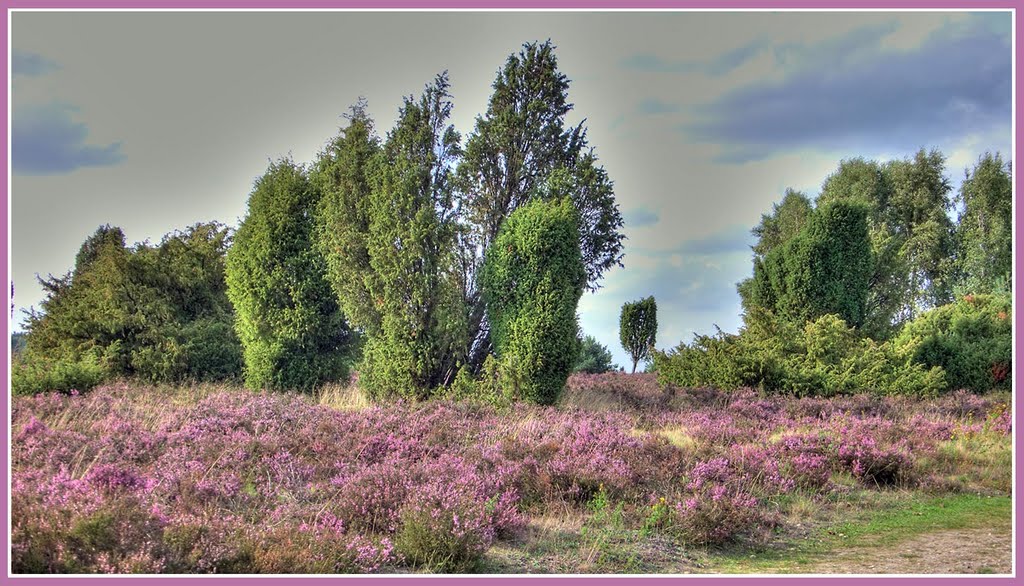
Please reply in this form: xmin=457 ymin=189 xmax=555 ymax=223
xmin=10 ymin=375 xmax=1014 ymax=575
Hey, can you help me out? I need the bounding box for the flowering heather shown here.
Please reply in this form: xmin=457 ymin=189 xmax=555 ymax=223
xmin=11 ymin=374 xmax=1012 ymax=573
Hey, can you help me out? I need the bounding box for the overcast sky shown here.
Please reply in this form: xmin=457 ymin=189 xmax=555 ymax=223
xmin=9 ymin=10 xmax=1012 ymax=368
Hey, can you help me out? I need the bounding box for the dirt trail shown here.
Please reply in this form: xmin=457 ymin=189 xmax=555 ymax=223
xmin=806 ymin=523 xmax=1012 ymax=575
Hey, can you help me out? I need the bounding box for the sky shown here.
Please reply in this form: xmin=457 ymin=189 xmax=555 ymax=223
xmin=9 ymin=10 xmax=1013 ymax=369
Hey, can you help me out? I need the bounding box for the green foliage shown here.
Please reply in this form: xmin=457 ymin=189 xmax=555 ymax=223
xmin=894 ymin=293 xmax=1011 ymax=393
xmin=813 ymin=150 xmax=957 ymax=335
xmin=750 ymin=201 xmax=873 ymax=328
xmin=574 ymin=334 xmax=618 ymax=374
xmin=884 ymin=149 xmax=956 ymax=313
xmin=311 ymin=43 xmax=624 ymax=398
xmin=225 ymin=159 xmax=353 ymax=393
xmin=22 ymin=222 xmax=242 ymax=388
xmin=355 ymin=74 xmax=469 ymax=400
xmin=457 ymin=40 xmax=624 ymax=369
xmin=459 ymin=41 xmax=624 ymax=292
xmin=394 ymin=506 xmax=485 ymax=573
xmin=751 ymin=189 xmax=813 ymax=259
xmin=312 ymin=99 xmax=382 ymax=332
xmin=11 ymin=331 xmax=27 ymax=355
xmin=11 ymin=353 xmax=107 ymax=396
xmin=619 ymin=297 xmax=658 ymax=373
xmin=654 ymin=309 xmax=945 ymax=397
xmin=954 ymin=153 xmax=1012 ymax=295
xmin=739 ymin=189 xmax=813 ymax=314
xmin=442 ymin=355 xmax=518 ymax=409
xmin=481 ymin=198 xmax=585 ymax=405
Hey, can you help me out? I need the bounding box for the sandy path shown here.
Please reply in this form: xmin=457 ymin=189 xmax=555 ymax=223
xmin=806 ymin=523 xmax=1012 ymax=575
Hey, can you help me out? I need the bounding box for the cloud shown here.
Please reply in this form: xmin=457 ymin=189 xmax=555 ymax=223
xmin=637 ymin=98 xmax=680 ymax=115
xmin=624 ymin=207 xmax=659 ymax=227
xmin=624 ymin=225 xmax=756 ymax=314
xmin=681 ymin=17 xmax=1011 ymax=162
xmin=579 ymin=240 xmax=751 ymax=365
xmin=674 ymin=224 xmax=754 ymax=255
xmin=13 ymin=102 xmax=125 ymax=175
xmin=622 ymin=39 xmax=769 ymax=77
xmin=12 ymin=50 xmax=59 ymax=77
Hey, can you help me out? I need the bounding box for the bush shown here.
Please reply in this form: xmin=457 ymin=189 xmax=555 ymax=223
xmin=751 ymin=201 xmax=873 ymax=328
xmin=225 ymin=159 xmax=354 ymax=392
xmin=574 ymin=334 xmax=618 ymax=374
xmin=11 ymin=354 xmax=106 ymax=396
xmin=661 ymin=459 xmax=765 ymax=546
xmin=481 ymin=198 xmax=586 ymax=405
xmin=894 ymin=293 xmax=1011 ymax=392
xmin=21 ymin=223 xmax=243 ymax=386
xmin=654 ymin=310 xmax=945 ymax=397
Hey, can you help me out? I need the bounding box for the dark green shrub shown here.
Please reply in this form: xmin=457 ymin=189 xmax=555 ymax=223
xmin=225 ymin=159 xmax=354 ymax=392
xmin=754 ymin=201 xmax=874 ymax=328
xmin=178 ymin=318 xmax=245 ymax=382
xmin=481 ymin=198 xmax=585 ymax=405
xmin=894 ymin=293 xmax=1011 ymax=392
xmin=345 ymin=76 xmax=468 ymax=401
xmin=11 ymin=353 xmax=106 ymax=396
xmin=21 ymin=222 xmax=243 ymax=387
xmin=655 ymin=310 xmax=945 ymax=397
xmin=574 ymin=334 xmax=618 ymax=374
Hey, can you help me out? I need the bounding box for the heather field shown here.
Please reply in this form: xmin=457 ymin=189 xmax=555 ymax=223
xmin=10 ymin=373 xmax=1012 ymax=574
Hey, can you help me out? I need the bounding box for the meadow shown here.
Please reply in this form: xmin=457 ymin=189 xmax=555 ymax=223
xmin=11 ymin=373 xmax=1012 ymax=574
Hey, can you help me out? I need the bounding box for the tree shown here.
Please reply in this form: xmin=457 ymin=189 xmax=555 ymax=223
xmin=750 ymin=201 xmax=873 ymax=328
xmin=738 ymin=189 xmax=812 ymax=312
xmin=619 ymin=296 xmax=657 ymax=373
xmin=481 ymin=198 xmax=585 ymax=404
xmin=574 ymin=334 xmax=617 ymax=374
xmin=225 ymin=159 xmax=353 ymax=392
xmin=954 ymin=152 xmax=1012 ymax=294
xmin=311 ymin=44 xmax=624 ymax=399
xmin=356 ymin=73 xmax=469 ymax=400
xmin=816 ymin=157 xmax=904 ymax=339
xmin=813 ymin=151 xmax=955 ymax=335
xmin=312 ymin=99 xmax=382 ymax=332
xmin=457 ymin=40 xmax=624 ymax=370
xmin=751 ymin=189 xmax=813 ymax=259
xmin=22 ymin=222 xmax=243 ymax=385
xmin=883 ymin=148 xmax=956 ymax=317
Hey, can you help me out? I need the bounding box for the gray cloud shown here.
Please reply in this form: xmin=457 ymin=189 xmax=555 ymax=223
xmin=622 ymin=39 xmax=768 ymax=77
xmin=13 ymin=102 xmax=125 ymax=175
xmin=12 ymin=50 xmax=59 ymax=77
xmin=674 ymin=224 xmax=753 ymax=255
xmin=637 ymin=98 xmax=680 ymax=115
xmin=624 ymin=206 xmax=659 ymax=227
xmin=682 ymin=17 xmax=1010 ymax=162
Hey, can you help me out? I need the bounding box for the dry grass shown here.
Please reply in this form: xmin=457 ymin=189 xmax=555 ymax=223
xmin=916 ymin=430 xmax=1012 ymax=494
xmin=317 ymin=382 xmax=373 ymax=411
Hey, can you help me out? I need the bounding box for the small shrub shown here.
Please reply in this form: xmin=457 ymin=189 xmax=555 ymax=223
xmin=574 ymin=334 xmax=618 ymax=374
xmin=668 ymin=486 xmax=762 ymax=546
xmin=895 ymin=293 xmax=1012 ymax=392
xmin=655 ymin=310 xmax=945 ymax=397
xmin=11 ymin=354 xmax=106 ymax=396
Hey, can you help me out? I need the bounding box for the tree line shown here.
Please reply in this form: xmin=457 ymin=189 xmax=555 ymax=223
xmin=13 ymin=41 xmax=1011 ymax=400
xmin=657 ymin=149 xmax=1012 ymax=396
xmin=14 ymin=41 xmax=626 ymax=405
